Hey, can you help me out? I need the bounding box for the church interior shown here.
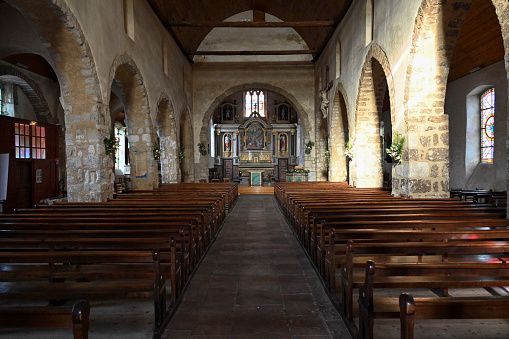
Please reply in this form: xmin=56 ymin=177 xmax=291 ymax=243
xmin=1 ymin=0 xmax=509 ymax=338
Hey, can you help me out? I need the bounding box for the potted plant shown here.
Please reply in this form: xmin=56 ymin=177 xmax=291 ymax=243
xmin=323 ymin=149 xmax=330 ymax=167
xmin=386 ymin=131 xmax=405 ymax=163
xmin=198 ymin=142 xmax=207 ymax=156
xmin=304 ymin=141 xmax=314 ymax=155
xmin=344 ymin=141 xmax=353 ymax=160
xmin=104 ymin=129 xmax=119 ymax=156
xmin=153 ymin=139 xmax=162 ymax=161
xmin=178 ymin=150 xmax=186 ymax=162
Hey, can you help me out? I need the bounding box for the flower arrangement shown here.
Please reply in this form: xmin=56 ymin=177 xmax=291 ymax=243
xmin=286 ymin=168 xmax=310 ymax=174
xmin=304 ymin=141 xmax=314 ymax=155
xmin=198 ymin=142 xmax=207 ymax=156
xmin=344 ymin=141 xmax=354 ymax=160
xmin=386 ymin=131 xmax=405 ymax=162
xmin=323 ymin=149 xmax=330 ymax=167
xmin=104 ymin=129 xmax=119 ymax=156
xmin=153 ymin=147 xmax=162 ymax=161
xmin=153 ymin=138 xmax=162 ymax=161
xmin=178 ymin=150 xmax=186 ymax=162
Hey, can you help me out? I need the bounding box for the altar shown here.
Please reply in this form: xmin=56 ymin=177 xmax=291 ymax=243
xmin=249 ymin=170 xmax=264 ymax=187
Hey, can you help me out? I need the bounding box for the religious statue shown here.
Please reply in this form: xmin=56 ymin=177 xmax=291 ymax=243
xmin=224 ymin=133 xmax=231 ymax=152
xmin=320 ymin=82 xmax=333 ymax=118
xmin=279 ymin=133 xmax=287 ymax=152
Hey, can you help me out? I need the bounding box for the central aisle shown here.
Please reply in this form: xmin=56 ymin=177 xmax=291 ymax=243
xmin=165 ymin=195 xmax=351 ymax=338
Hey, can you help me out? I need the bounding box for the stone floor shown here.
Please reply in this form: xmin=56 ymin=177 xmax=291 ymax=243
xmin=164 ymin=194 xmax=350 ymax=338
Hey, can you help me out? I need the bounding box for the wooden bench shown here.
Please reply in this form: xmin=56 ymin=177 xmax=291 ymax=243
xmin=342 ymin=240 xmax=509 ymax=323
xmin=324 ymin=224 xmax=509 ymax=293
xmin=399 ymin=293 xmax=509 ymax=339
xmin=358 ymin=260 xmax=509 ymax=339
xmin=0 ymin=249 xmax=170 ymax=338
xmin=0 ymin=300 xmax=90 ymax=339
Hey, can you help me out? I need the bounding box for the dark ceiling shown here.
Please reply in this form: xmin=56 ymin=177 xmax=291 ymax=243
xmin=147 ymin=0 xmax=354 ymax=63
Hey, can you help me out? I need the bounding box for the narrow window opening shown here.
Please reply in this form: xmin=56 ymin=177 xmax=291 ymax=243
xmin=480 ymin=88 xmax=495 ymax=163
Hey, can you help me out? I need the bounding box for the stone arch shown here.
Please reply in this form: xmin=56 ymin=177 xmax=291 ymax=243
xmin=156 ymin=92 xmax=178 ymax=183
xmin=0 ymin=64 xmax=53 ymax=123
xmin=4 ymin=0 xmax=108 ymax=203
xmin=199 ymin=83 xmax=312 ymax=143
xmin=180 ymin=108 xmax=195 ymax=182
xmin=330 ymin=82 xmax=349 ymax=182
xmin=107 ymin=53 xmax=156 ymax=190
xmin=353 ymin=43 xmax=396 ymax=188
xmin=401 ymin=0 xmax=509 ymax=198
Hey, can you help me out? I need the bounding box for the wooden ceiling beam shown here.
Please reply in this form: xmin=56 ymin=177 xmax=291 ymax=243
xmin=190 ymin=50 xmax=317 ymax=56
xmin=166 ymin=21 xmax=335 ymax=28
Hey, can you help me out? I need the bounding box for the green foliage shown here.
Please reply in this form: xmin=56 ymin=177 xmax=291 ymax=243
xmin=386 ymin=131 xmax=405 ymax=162
xmin=304 ymin=141 xmax=314 ymax=155
xmin=104 ymin=129 xmax=119 ymax=156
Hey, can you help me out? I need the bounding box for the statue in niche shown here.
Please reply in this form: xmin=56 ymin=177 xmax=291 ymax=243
xmin=224 ymin=133 xmax=232 ymax=152
xmin=278 ymin=105 xmax=289 ymax=121
xmin=279 ymin=133 xmax=287 ymax=152
xmin=320 ymin=82 xmax=333 ymax=118
xmin=223 ymin=104 xmax=233 ymax=121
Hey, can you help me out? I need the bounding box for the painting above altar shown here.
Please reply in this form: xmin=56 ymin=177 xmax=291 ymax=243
xmin=245 ymin=122 xmax=265 ymax=150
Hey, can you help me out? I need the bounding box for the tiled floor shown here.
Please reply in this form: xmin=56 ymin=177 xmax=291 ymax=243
xmin=164 ymin=194 xmax=351 ymax=338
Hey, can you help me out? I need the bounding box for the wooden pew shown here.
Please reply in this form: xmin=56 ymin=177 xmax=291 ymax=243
xmin=324 ymin=225 xmax=509 ymax=292
xmin=0 ymin=300 xmax=90 ymax=339
xmin=358 ymin=260 xmax=509 ymax=339
xmin=399 ymin=293 xmax=509 ymax=339
xmin=342 ymin=240 xmax=509 ymax=322
xmin=0 ymin=249 xmax=170 ymax=339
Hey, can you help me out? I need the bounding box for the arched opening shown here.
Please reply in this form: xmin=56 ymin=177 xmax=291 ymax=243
xmin=354 ymin=46 xmax=394 ymax=189
xmin=156 ymin=95 xmax=178 ymax=183
xmin=109 ymin=55 xmax=156 ymax=190
xmin=330 ymin=85 xmax=349 ymax=182
xmin=2 ymin=0 xmax=108 ymax=203
xmin=179 ymin=109 xmax=195 ymax=182
xmin=198 ymin=83 xmax=312 ymax=182
xmin=403 ymin=0 xmax=509 ymax=198
xmin=206 ymin=89 xmax=305 ymax=183
xmin=445 ymin=0 xmax=506 ymax=191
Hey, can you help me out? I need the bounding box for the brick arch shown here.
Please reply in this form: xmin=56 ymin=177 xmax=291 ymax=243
xmin=353 ymin=43 xmax=396 ymax=188
xmin=198 ymin=83 xmax=312 ymax=143
xmin=108 ymin=53 xmax=156 ymax=190
xmin=330 ymin=82 xmax=349 ymax=182
xmin=4 ymin=0 xmax=109 ymax=203
xmin=0 ymin=64 xmax=53 ymax=123
xmin=156 ymin=92 xmax=178 ymax=183
xmin=400 ymin=0 xmax=507 ymax=198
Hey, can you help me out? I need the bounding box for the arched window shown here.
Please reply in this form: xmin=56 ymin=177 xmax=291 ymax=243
xmin=244 ymin=90 xmax=265 ymax=117
xmin=335 ymin=40 xmax=341 ymax=78
xmin=366 ymin=0 xmax=374 ymax=46
xmin=480 ymin=88 xmax=495 ymax=163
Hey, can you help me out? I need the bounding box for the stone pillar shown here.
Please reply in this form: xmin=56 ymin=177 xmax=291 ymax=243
xmin=65 ymin=104 xmax=113 ymax=202
xmin=393 ymin=115 xmax=449 ymax=198
xmin=160 ymin=135 xmax=178 ymax=183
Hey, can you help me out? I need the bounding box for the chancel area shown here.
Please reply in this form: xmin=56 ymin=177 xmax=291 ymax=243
xmin=1 ymin=0 xmax=509 ymax=338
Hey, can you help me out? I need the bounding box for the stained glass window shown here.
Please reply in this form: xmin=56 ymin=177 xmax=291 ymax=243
xmin=31 ymin=125 xmax=46 ymax=159
xmin=244 ymin=90 xmax=265 ymax=117
xmin=14 ymin=122 xmax=31 ymax=159
xmin=481 ymin=88 xmax=495 ymax=163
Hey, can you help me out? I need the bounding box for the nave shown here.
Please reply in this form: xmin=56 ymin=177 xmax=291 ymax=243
xmin=167 ymin=194 xmax=349 ymax=337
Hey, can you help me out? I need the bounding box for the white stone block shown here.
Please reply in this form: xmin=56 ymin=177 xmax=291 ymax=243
xmin=409 ymin=162 xmax=429 ymax=178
